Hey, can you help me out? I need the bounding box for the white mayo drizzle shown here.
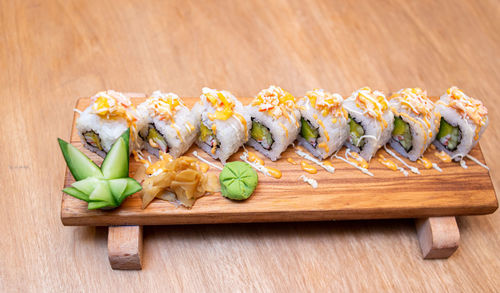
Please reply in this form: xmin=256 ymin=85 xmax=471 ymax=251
xmin=383 ymin=145 xmax=420 ymax=174
xmin=240 ymin=150 xmax=271 ymax=177
xmin=466 ymin=154 xmax=490 ymax=170
xmin=192 ymin=151 xmax=223 ymax=171
xmin=299 ymin=175 xmax=318 ymax=188
xmin=295 ymin=149 xmax=335 ymax=173
xmin=332 ymin=150 xmax=374 ymax=177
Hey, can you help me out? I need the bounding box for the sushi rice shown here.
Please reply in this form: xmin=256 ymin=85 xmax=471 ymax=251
xmin=388 ymin=88 xmax=440 ymax=161
xmin=433 ymin=87 xmax=488 ymax=160
xmin=76 ymin=90 xmax=140 ymax=157
xmin=246 ymin=85 xmax=301 ymax=161
xmin=297 ymin=89 xmax=349 ymax=159
xmin=192 ymin=87 xmax=250 ymax=164
xmin=343 ymin=87 xmax=394 ymax=162
xmin=136 ymin=91 xmax=199 ymax=158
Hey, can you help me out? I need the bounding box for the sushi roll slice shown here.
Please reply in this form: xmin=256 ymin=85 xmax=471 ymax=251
xmin=192 ymin=87 xmax=250 ymax=164
xmin=433 ymin=87 xmax=488 ymax=160
xmin=247 ymin=85 xmax=301 ymax=161
xmin=388 ymin=88 xmax=440 ymax=161
xmin=76 ymin=90 xmax=139 ymax=158
xmin=343 ymin=87 xmax=394 ymax=161
xmin=136 ymin=91 xmax=199 ymax=158
xmin=297 ymin=89 xmax=349 ymax=159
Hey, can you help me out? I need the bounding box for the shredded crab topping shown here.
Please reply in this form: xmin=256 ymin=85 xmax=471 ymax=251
xmin=201 ymin=87 xmax=237 ymax=121
xmin=305 ymin=89 xmax=345 ymax=117
xmin=391 ymin=88 xmax=434 ymax=116
xmin=441 ymin=87 xmax=488 ymax=126
xmin=144 ymin=91 xmax=183 ymax=122
xmin=90 ymin=90 xmax=138 ymax=136
xmin=252 ymin=85 xmax=297 ymax=119
xmin=348 ymin=87 xmax=389 ymax=126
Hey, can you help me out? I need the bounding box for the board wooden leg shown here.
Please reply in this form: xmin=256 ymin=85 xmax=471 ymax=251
xmin=415 ymin=217 xmax=459 ymax=259
xmin=108 ymin=226 xmax=143 ymax=270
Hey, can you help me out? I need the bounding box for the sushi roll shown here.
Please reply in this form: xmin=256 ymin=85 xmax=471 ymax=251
xmin=76 ymin=90 xmax=139 ymax=157
xmin=388 ymin=88 xmax=440 ymax=161
xmin=297 ymin=89 xmax=349 ymax=159
xmin=136 ymin=91 xmax=199 ymax=158
xmin=192 ymin=87 xmax=250 ymax=164
xmin=343 ymin=87 xmax=394 ymax=161
xmin=433 ymin=87 xmax=488 ymax=160
xmin=247 ymin=85 xmax=301 ymax=161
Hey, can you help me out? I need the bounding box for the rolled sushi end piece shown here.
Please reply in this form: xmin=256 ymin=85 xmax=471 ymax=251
xmin=433 ymin=87 xmax=488 ymax=160
xmin=392 ymin=116 xmax=413 ymax=152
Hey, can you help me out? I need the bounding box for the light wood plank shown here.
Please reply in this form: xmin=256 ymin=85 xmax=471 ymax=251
xmin=108 ymin=226 xmax=143 ymax=270
xmin=61 ymin=97 xmax=497 ymax=226
xmin=416 ymin=217 xmax=460 ymax=259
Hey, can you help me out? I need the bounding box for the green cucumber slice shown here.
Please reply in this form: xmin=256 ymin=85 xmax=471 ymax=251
xmin=101 ymin=137 xmax=129 ymax=179
xmin=300 ymin=117 xmax=319 ymax=142
xmin=120 ymin=128 xmax=130 ymax=154
xmin=58 ymin=138 xmax=103 ymax=181
xmin=71 ymin=177 xmax=98 ymax=195
xmin=88 ymin=180 xmax=116 ymax=207
xmin=88 ymin=201 xmax=113 ymax=210
xmin=118 ymin=178 xmax=142 ymax=203
xmin=108 ymin=178 xmax=128 ymax=200
xmin=62 ymin=187 xmax=90 ymax=202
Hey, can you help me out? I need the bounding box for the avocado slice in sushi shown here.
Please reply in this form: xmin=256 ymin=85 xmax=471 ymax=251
xmin=437 ymin=118 xmax=461 ymax=151
xmin=251 ymin=120 xmax=273 ymax=150
xmin=348 ymin=115 xmax=366 ymax=148
xmin=300 ymin=117 xmax=319 ymax=146
xmin=392 ymin=116 xmax=413 ymax=152
xmin=146 ymin=125 xmax=168 ymax=152
xmin=83 ymin=130 xmax=103 ymax=151
xmin=200 ymin=122 xmax=220 ymax=149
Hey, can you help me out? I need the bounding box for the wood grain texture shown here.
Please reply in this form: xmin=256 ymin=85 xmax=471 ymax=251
xmin=416 ymin=217 xmax=460 ymax=259
xmin=107 ymin=226 xmax=143 ymax=270
xmin=2 ymin=0 xmax=500 ymax=291
xmin=61 ymin=97 xmax=497 ymax=226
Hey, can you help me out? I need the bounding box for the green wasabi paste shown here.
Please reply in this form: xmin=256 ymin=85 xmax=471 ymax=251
xmin=219 ymin=161 xmax=258 ymax=200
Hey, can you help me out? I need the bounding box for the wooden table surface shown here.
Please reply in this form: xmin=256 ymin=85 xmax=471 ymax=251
xmin=1 ymin=0 xmax=499 ymax=291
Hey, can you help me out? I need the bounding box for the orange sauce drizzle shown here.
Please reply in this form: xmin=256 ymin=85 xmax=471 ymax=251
xmin=248 ymin=151 xmax=264 ymax=166
xmin=300 ymin=161 xmax=317 ymax=174
xmin=233 ymin=112 xmax=248 ymax=139
xmin=266 ymin=167 xmax=282 ymax=179
xmin=418 ymin=156 xmax=433 ymax=169
xmin=377 ymin=154 xmax=398 ymax=171
xmin=172 ymin=124 xmax=184 ymax=142
xmin=350 ymin=152 xmax=369 ymax=169
xmin=279 ymin=122 xmax=289 ymax=138
xmin=287 ymin=158 xmax=298 ymax=165
xmin=317 ymin=142 xmax=329 ymax=153
xmin=323 ymin=161 xmax=334 ymax=168
xmin=211 ymin=124 xmax=217 ymax=136
xmin=199 ymin=162 xmax=209 ymax=173
xmin=435 ymin=151 xmax=452 ymax=163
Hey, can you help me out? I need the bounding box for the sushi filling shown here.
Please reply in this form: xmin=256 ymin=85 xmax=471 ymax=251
xmin=300 ymin=117 xmax=319 ymax=147
xmin=250 ymin=119 xmax=274 ymax=150
xmin=83 ymin=130 xmax=103 ymax=151
xmin=392 ymin=116 xmax=413 ymax=152
xmin=140 ymin=124 xmax=168 ymax=152
xmin=200 ymin=122 xmax=220 ymax=151
xmin=437 ymin=118 xmax=461 ymax=151
xmin=348 ymin=115 xmax=366 ymax=148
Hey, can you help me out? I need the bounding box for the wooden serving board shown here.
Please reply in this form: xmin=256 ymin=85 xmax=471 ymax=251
xmin=61 ymin=97 xmax=498 ymax=226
